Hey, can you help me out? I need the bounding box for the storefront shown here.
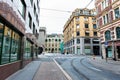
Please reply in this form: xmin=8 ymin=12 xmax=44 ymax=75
xmin=84 ymin=46 xmax=91 ymax=55
xmin=0 ymin=15 xmax=25 ymax=79
xmin=0 ymin=25 xmax=21 ymax=64
xmin=115 ymin=41 xmax=120 ymax=60
xmin=0 ymin=2 xmax=25 ymax=79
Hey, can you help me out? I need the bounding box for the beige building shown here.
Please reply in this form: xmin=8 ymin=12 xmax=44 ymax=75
xmin=37 ymin=27 xmax=46 ymax=52
xmin=45 ymin=34 xmax=63 ymax=53
xmin=95 ymin=0 xmax=120 ymax=60
xmin=63 ymin=8 xmax=100 ymax=55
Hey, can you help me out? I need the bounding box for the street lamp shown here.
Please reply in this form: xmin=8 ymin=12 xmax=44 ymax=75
xmin=112 ymin=39 xmax=116 ymax=61
xmin=104 ymin=41 xmax=108 ymax=62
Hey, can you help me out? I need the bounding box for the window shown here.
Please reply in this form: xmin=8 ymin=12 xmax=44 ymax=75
xmin=33 ymin=23 xmax=35 ymax=34
xmin=103 ymin=16 xmax=106 ymax=24
xmin=105 ymin=30 xmax=111 ymax=40
xmin=77 ymin=38 xmax=80 ymax=44
xmin=34 ymin=4 xmax=36 ymax=15
xmin=85 ymin=31 xmax=89 ymax=36
xmin=103 ymin=14 xmax=109 ymax=25
xmin=37 ymin=0 xmax=39 ymax=8
xmin=116 ymin=27 xmax=120 ymax=39
xmin=84 ymin=46 xmax=91 ymax=54
xmin=76 ymin=17 xmax=79 ymax=21
xmin=55 ymin=39 xmax=57 ymax=42
xmin=18 ymin=0 xmax=26 ymax=19
xmin=30 ymin=0 xmax=33 ymax=5
xmin=102 ymin=1 xmax=105 ymax=9
xmin=84 ymin=38 xmax=90 ymax=43
xmin=94 ymin=32 xmax=97 ymax=36
xmin=28 ymin=13 xmax=32 ymax=29
xmin=52 ymin=39 xmax=54 ymax=42
xmin=102 ymin=0 xmax=108 ymax=9
xmin=84 ymin=17 xmax=88 ymax=21
xmin=49 ymin=39 xmax=51 ymax=42
xmin=49 ymin=48 xmax=51 ymax=51
xmin=24 ymin=40 xmax=32 ymax=59
xmin=76 ymin=31 xmax=80 ymax=36
xmin=0 ymin=23 xmax=4 ymax=64
xmin=59 ymin=39 xmax=61 ymax=42
xmin=105 ymin=0 xmax=108 ymax=7
xmin=114 ymin=8 xmax=120 ymax=19
xmin=45 ymin=39 xmax=47 ymax=42
xmin=106 ymin=14 xmax=109 ymax=23
xmin=1 ymin=26 xmax=21 ymax=64
xmin=84 ymin=10 xmax=89 ymax=15
xmin=52 ymin=44 xmax=54 ymax=47
xmin=76 ymin=24 xmax=79 ymax=28
xmin=85 ymin=24 xmax=88 ymax=28
xmin=92 ymin=18 xmax=96 ymax=22
xmin=93 ymin=24 xmax=97 ymax=29
xmin=2 ymin=26 xmax=12 ymax=64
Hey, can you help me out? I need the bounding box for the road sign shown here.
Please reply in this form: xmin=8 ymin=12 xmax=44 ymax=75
xmin=104 ymin=41 xmax=108 ymax=48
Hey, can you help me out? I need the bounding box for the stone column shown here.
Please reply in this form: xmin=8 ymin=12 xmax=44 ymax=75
xmin=20 ymin=36 xmax=25 ymax=69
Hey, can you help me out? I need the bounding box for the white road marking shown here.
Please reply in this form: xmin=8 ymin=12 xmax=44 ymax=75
xmin=89 ymin=67 xmax=102 ymax=72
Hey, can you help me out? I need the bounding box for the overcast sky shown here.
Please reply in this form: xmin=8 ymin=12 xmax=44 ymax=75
xmin=39 ymin=0 xmax=95 ymax=34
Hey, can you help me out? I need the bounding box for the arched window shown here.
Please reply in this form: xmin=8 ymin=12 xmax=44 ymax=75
xmin=105 ymin=30 xmax=111 ymax=40
xmin=116 ymin=27 xmax=120 ymax=39
xmin=45 ymin=39 xmax=47 ymax=42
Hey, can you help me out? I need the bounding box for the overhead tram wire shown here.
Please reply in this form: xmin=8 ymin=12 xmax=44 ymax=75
xmin=85 ymin=0 xmax=94 ymax=8
xmin=40 ymin=8 xmax=72 ymax=13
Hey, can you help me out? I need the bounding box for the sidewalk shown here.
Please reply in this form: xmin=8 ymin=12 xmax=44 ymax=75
xmin=33 ymin=60 xmax=69 ymax=80
xmin=6 ymin=61 xmax=41 ymax=80
xmin=6 ymin=58 xmax=69 ymax=80
xmin=88 ymin=56 xmax=120 ymax=75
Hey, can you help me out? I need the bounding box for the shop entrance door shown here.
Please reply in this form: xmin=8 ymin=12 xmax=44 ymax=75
xmin=93 ymin=46 xmax=100 ymax=55
xmin=117 ymin=46 xmax=120 ymax=58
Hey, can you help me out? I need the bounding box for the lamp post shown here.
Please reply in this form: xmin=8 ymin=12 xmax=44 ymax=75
xmin=112 ymin=39 xmax=116 ymax=61
xmin=104 ymin=41 xmax=108 ymax=62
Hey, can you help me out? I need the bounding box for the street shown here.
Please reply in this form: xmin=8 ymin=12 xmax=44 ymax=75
xmin=6 ymin=53 xmax=120 ymax=80
xmin=42 ymin=53 xmax=120 ymax=80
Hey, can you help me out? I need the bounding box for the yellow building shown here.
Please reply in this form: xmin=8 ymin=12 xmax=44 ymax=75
xmin=63 ymin=8 xmax=100 ymax=55
xmin=45 ymin=34 xmax=63 ymax=53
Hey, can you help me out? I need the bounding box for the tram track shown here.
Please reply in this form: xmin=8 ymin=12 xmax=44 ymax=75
xmin=71 ymin=58 xmax=90 ymax=80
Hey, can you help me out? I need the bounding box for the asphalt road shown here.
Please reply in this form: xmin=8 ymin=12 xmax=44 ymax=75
xmin=54 ymin=54 xmax=120 ymax=80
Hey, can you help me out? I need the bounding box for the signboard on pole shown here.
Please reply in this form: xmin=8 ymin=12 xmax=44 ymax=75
xmin=104 ymin=41 xmax=108 ymax=48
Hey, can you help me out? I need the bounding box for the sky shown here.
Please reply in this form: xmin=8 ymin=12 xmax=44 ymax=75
xmin=39 ymin=0 xmax=95 ymax=34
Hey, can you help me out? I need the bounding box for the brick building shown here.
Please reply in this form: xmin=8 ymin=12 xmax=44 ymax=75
xmin=95 ymin=0 xmax=120 ymax=60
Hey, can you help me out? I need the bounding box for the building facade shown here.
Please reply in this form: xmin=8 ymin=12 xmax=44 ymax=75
xmin=0 ymin=0 xmax=40 ymax=79
xmin=37 ymin=27 xmax=46 ymax=53
xmin=95 ymin=0 xmax=120 ymax=60
xmin=63 ymin=8 xmax=100 ymax=55
xmin=45 ymin=34 xmax=63 ymax=53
